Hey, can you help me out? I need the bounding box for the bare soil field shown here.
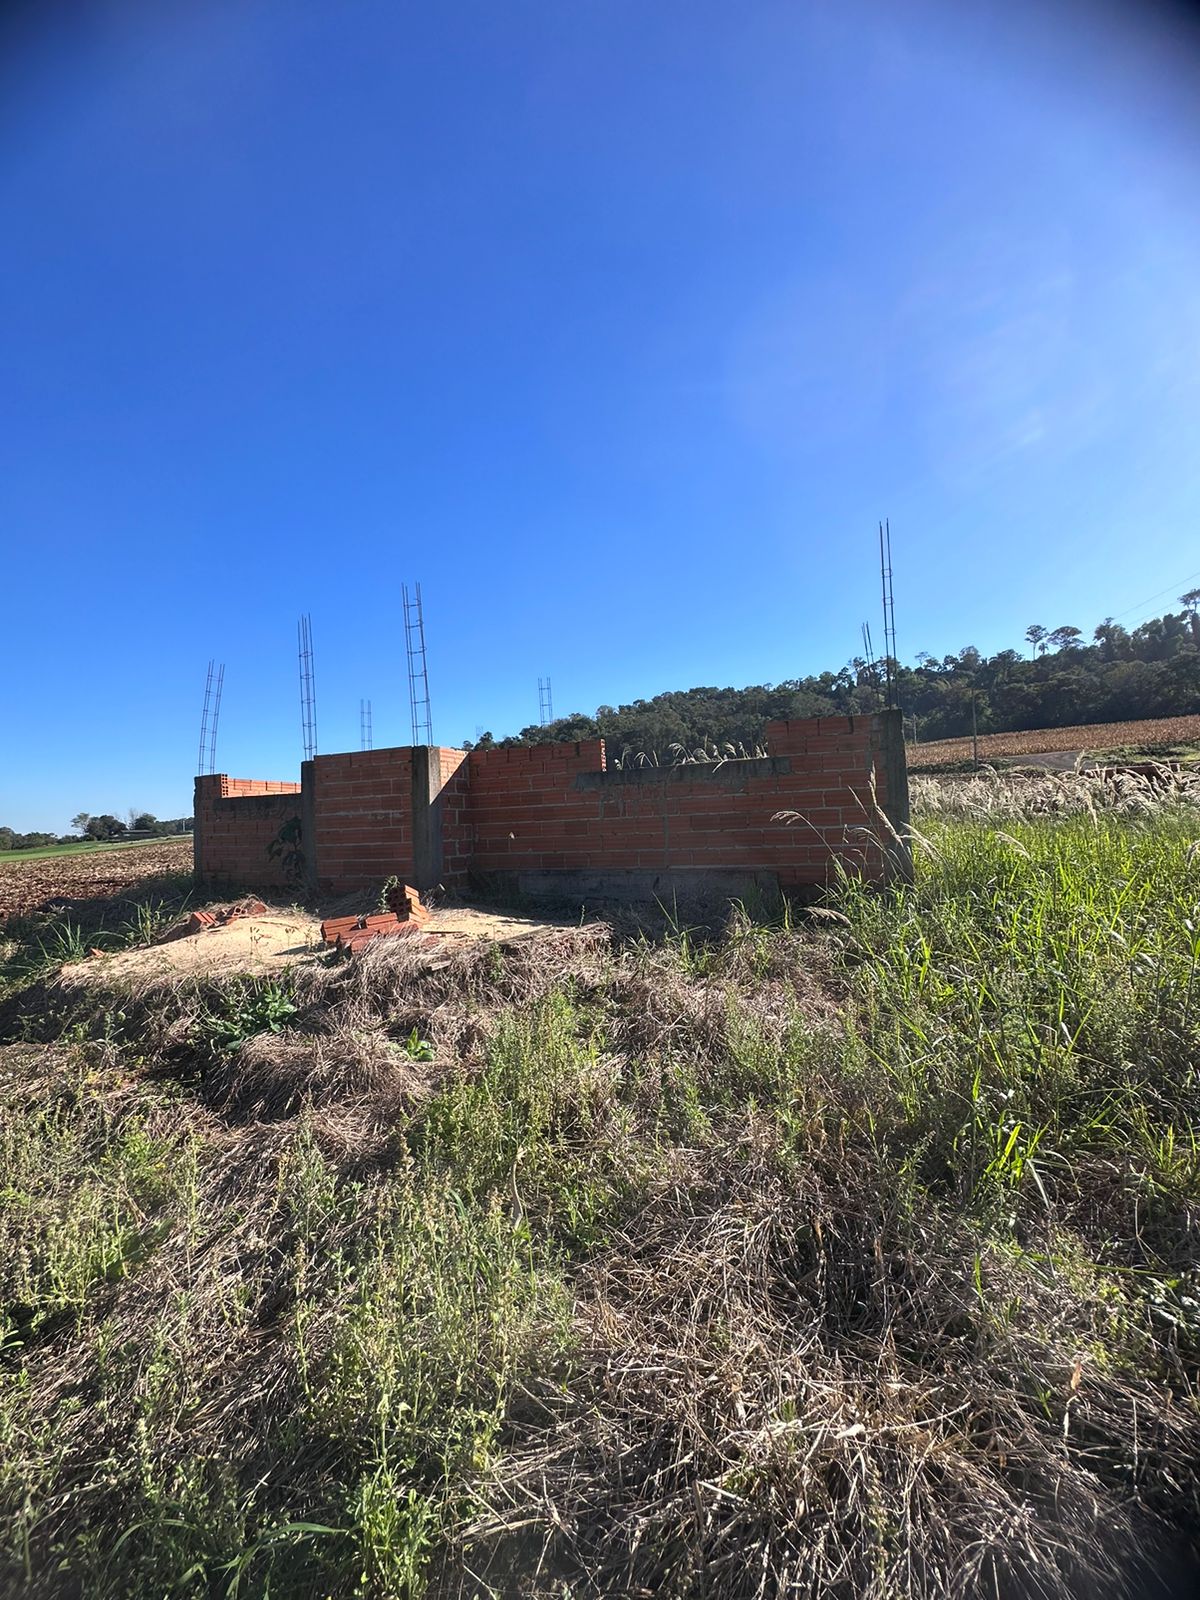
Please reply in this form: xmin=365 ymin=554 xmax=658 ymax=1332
xmin=0 ymin=837 xmax=194 ymax=922
xmin=910 ymin=712 xmax=1200 ymax=768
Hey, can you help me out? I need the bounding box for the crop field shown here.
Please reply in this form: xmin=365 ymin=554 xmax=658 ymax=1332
xmin=0 ymin=834 xmax=193 ymax=866
xmin=1 ymin=780 xmax=1198 ymax=1598
xmin=910 ymin=712 xmax=1200 ymax=767
xmin=0 ymin=837 xmax=193 ymax=924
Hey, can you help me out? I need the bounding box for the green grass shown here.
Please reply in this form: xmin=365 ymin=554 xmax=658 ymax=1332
xmin=0 ymin=805 xmax=1198 ymax=1597
xmin=0 ymin=881 xmax=196 ymax=1001
xmin=0 ymin=835 xmax=192 ymax=865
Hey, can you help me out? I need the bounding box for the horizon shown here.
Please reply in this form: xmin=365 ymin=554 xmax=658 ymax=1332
xmin=4 ymin=0 xmax=1200 ymax=831
xmin=6 ymin=588 xmax=1200 ymax=837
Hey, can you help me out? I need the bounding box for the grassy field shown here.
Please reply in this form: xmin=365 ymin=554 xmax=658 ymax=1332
xmin=0 ymin=783 xmax=1198 ymax=1598
xmin=0 ymin=834 xmax=192 ymax=865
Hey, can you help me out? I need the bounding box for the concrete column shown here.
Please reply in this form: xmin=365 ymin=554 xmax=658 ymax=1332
xmin=300 ymin=759 xmax=318 ymax=893
xmin=879 ymin=708 xmax=913 ymax=884
xmin=192 ymin=776 xmax=205 ymax=882
xmin=410 ymin=746 xmax=444 ymax=892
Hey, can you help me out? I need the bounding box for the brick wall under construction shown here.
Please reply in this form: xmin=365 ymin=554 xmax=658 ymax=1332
xmin=194 ymin=712 xmax=910 ymax=903
xmin=193 ymin=775 xmax=303 ymax=888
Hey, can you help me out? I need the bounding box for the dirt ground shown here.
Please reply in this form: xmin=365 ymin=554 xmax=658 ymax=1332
xmin=0 ymin=838 xmax=193 ymax=922
xmin=3 ymin=836 xmax=576 ymax=983
xmin=911 ymin=714 xmax=1200 ymax=768
xmin=59 ymin=903 xmax=574 ymax=985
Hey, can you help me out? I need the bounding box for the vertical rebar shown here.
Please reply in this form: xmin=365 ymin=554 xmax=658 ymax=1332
xmin=207 ymin=663 xmax=224 ymax=774
xmin=198 ymin=660 xmax=214 ymax=776
xmin=403 ymin=583 xmax=433 ymax=745
xmin=298 ymin=614 xmax=318 ymax=760
xmin=879 ymin=518 xmax=899 ymax=707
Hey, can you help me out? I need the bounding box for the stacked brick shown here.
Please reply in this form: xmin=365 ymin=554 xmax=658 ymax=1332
xmin=308 ymin=748 xmax=414 ymax=891
xmin=193 ymin=775 xmax=302 ymax=888
xmin=320 ymin=885 xmax=430 ymax=956
xmin=462 ymin=719 xmax=888 ymax=887
xmin=195 ymin=714 xmax=907 ymax=896
xmin=436 ymin=748 xmax=472 ymax=886
xmin=466 ymin=738 xmax=607 ymax=873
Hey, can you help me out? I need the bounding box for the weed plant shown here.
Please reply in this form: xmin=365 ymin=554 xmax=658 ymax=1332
xmin=1 ymin=792 xmax=1198 ymax=1596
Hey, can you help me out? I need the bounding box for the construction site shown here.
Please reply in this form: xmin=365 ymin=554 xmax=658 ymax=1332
xmin=193 ymin=715 xmax=911 ymax=906
xmin=194 ymin=572 xmax=911 ymax=910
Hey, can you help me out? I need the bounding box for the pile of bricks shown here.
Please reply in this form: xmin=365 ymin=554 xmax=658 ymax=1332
xmin=320 ymin=885 xmax=430 ymax=957
xmin=160 ymin=899 xmax=269 ymax=942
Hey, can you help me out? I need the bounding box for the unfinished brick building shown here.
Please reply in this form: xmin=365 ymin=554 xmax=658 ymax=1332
xmin=193 ymin=711 xmax=910 ymax=907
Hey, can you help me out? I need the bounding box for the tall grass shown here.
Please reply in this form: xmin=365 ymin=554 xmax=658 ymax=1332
xmin=911 ymin=760 xmax=1200 ymax=818
xmin=1 ymin=804 xmax=1198 ymax=1596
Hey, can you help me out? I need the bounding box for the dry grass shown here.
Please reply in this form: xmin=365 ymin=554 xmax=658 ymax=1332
xmin=1 ymin=824 xmax=1199 ymax=1597
xmin=911 ymin=761 xmax=1200 ymax=819
xmin=470 ymin=1139 xmax=1197 ymax=1599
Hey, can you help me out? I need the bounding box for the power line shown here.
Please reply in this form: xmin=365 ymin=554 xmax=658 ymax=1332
xmin=538 ymin=675 xmax=554 ymax=725
xmin=1108 ymin=567 xmax=1200 ymax=625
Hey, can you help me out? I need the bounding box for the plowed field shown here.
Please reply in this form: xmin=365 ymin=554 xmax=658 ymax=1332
xmin=911 ymin=714 xmax=1200 ymax=768
xmin=0 ymin=838 xmax=192 ymax=922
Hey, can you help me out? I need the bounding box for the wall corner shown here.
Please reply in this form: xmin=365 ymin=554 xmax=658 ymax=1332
xmin=410 ymin=746 xmax=443 ymax=891
xmin=193 ymin=776 xmax=205 ymax=882
xmin=300 ymin=759 xmax=318 ymax=893
xmin=878 ymin=709 xmax=912 ymax=884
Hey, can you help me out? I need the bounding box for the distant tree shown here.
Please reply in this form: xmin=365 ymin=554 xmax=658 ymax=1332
xmin=70 ymin=812 xmax=91 ymax=836
xmin=989 ymin=649 xmax=1021 ymax=683
xmin=0 ymin=827 xmax=14 ymax=852
xmin=474 ymin=601 xmax=1200 ymax=757
xmin=85 ymin=815 xmax=127 ymax=842
xmin=132 ymin=812 xmax=157 ymax=831
xmin=1047 ymin=626 xmax=1083 ymax=653
xmin=1093 ymin=618 xmax=1131 ymax=662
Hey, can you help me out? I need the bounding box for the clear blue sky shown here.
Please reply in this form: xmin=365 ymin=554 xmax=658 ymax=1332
xmin=3 ymin=0 xmax=1200 ymax=831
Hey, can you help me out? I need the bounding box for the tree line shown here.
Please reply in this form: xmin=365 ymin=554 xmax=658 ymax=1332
xmin=0 ymin=811 xmax=193 ymax=853
xmin=465 ymin=596 xmax=1200 ymax=758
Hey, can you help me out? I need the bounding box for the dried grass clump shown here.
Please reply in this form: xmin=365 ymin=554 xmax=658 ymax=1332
xmin=4 ymin=824 xmax=1200 ymax=1599
xmin=911 ymin=761 xmax=1200 ymax=821
xmin=470 ymin=1127 xmax=1200 ymax=1600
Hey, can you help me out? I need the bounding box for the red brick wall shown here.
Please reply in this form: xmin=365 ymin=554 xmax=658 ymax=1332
xmin=193 ymin=716 xmax=903 ymax=897
xmin=436 ymin=748 xmax=471 ymax=885
xmin=466 ymin=739 xmax=605 ymax=872
xmin=193 ymin=775 xmax=302 ymax=889
xmin=464 ymin=719 xmax=887 ymax=886
xmin=307 ymin=747 xmax=414 ymax=891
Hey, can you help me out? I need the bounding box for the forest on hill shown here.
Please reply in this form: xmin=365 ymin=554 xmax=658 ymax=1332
xmin=468 ymin=598 xmax=1200 ymax=757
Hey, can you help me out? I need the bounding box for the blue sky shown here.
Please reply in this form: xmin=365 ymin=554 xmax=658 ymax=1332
xmin=3 ymin=0 xmax=1200 ymax=831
